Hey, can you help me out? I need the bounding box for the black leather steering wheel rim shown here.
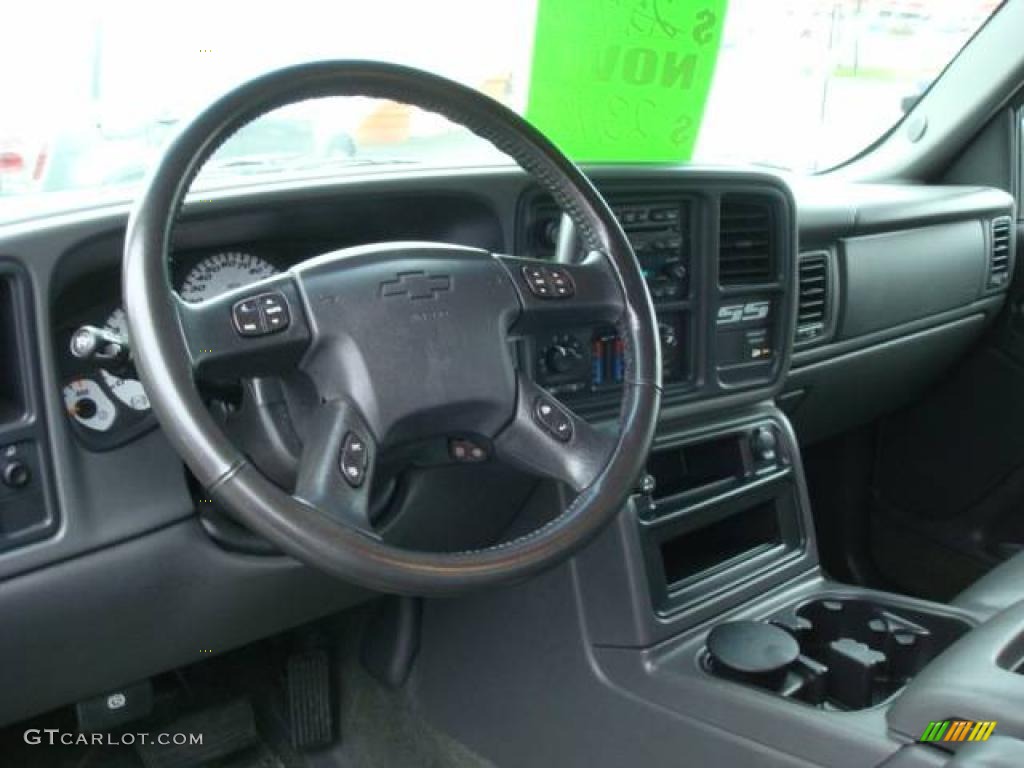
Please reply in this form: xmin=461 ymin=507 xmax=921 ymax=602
xmin=123 ymin=61 xmax=661 ymax=596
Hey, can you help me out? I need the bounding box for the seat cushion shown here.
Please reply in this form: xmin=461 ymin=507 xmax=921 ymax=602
xmin=951 ymin=551 xmax=1024 ymax=617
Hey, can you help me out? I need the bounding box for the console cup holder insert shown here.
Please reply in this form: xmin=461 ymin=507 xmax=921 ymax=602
xmin=704 ymin=598 xmax=972 ymax=710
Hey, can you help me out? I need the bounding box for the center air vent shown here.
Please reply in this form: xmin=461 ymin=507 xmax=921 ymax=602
xmin=796 ymin=252 xmax=829 ymax=344
xmin=719 ymin=196 xmax=775 ymax=285
xmin=989 ymin=217 xmax=1012 ymax=288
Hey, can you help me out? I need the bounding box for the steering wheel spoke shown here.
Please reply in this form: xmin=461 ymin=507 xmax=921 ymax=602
xmin=175 ymin=274 xmax=311 ymax=380
xmin=494 ymin=375 xmax=616 ymax=493
xmin=293 ymin=399 xmax=378 ymax=535
xmin=497 ymin=251 xmax=626 ymax=332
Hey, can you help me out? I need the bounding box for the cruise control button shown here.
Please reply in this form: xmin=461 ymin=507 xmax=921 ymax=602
xmin=523 ymin=265 xmax=546 ymax=281
xmin=231 ymin=292 xmax=291 ymax=337
xmin=231 ymin=299 xmax=264 ymax=336
xmin=547 ymin=268 xmax=574 ymax=295
xmin=339 ymin=432 xmax=369 ymax=487
xmin=521 ymin=265 xmax=575 ymax=300
xmin=534 ymin=397 xmax=573 ymax=442
xmin=259 ymin=293 xmax=290 ymax=333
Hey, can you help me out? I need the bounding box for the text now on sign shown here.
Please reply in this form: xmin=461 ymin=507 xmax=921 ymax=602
xmin=526 ymin=0 xmax=728 ymax=163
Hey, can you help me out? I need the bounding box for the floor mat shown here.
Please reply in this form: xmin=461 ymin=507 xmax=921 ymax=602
xmin=0 ymin=611 xmax=492 ymax=768
xmin=316 ymin=629 xmax=494 ymax=768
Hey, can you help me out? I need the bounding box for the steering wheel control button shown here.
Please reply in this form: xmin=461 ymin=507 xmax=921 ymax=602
xmin=231 ymin=292 xmax=291 ymax=337
xmin=449 ymin=438 xmax=488 ymax=463
xmin=231 ymin=298 xmax=264 ymax=336
xmin=259 ymin=293 xmax=290 ymax=332
xmin=521 ymin=265 xmax=575 ymax=299
xmin=340 ymin=432 xmax=369 ymax=487
xmin=548 ymin=268 xmax=574 ymax=297
xmin=534 ymin=397 xmax=573 ymax=442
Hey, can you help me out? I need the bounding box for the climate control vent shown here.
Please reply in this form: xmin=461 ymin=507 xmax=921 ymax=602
xmin=989 ymin=217 xmax=1012 ymax=288
xmin=719 ymin=196 xmax=775 ymax=285
xmin=795 ymin=252 xmax=829 ymax=344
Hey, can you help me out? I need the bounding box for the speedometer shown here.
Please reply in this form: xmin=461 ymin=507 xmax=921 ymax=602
xmin=179 ymin=251 xmax=279 ymax=303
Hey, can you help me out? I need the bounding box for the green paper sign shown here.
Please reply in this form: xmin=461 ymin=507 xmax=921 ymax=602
xmin=526 ymin=0 xmax=728 ymax=163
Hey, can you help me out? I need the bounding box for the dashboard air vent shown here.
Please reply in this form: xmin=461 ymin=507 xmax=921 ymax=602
xmin=989 ymin=217 xmax=1012 ymax=288
xmin=719 ymin=196 xmax=775 ymax=285
xmin=795 ymin=252 xmax=829 ymax=344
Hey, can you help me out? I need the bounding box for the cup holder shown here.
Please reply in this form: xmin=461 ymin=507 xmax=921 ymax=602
xmin=705 ymin=598 xmax=972 ymax=710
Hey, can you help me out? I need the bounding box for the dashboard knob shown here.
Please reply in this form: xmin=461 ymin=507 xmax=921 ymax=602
xmin=667 ymin=262 xmax=688 ymax=281
xmin=545 ymin=344 xmax=581 ymax=375
xmin=2 ymin=460 xmax=30 ymax=489
xmin=70 ymin=325 xmax=130 ymax=366
xmin=752 ymin=427 xmax=778 ymax=463
xmin=658 ymin=323 xmax=678 ymax=348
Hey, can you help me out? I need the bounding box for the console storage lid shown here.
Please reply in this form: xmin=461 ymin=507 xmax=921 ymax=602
xmin=888 ymin=600 xmax=1024 ymax=742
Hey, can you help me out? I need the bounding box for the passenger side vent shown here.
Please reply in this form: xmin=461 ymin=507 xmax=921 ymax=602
xmin=719 ymin=196 xmax=775 ymax=285
xmin=795 ymin=252 xmax=829 ymax=344
xmin=989 ymin=217 xmax=1012 ymax=289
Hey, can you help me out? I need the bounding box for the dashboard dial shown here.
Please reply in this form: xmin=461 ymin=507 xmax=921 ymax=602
xmin=101 ymin=308 xmax=150 ymax=411
xmin=179 ymin=251 xmax=279 ymax=303
xmin=63 ymin=378 xmax=117 ymax=432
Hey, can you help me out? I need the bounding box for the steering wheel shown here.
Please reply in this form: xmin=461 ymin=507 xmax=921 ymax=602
xmin=123 ymin=61 xmax=661 ymax=595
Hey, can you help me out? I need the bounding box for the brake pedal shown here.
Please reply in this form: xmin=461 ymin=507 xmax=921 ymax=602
xmin=286 ymin=639 xmax=335 ymax=750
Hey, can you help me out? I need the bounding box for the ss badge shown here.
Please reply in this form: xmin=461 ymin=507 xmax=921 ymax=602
xmin=716 ymin=300 xmax=771 ymax=326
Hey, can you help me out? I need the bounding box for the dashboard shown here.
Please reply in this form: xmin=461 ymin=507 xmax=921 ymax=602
xmin=0 ymin=164 xmax=1014 ymax=726
xmin=38 ymin=168 xmax=1014 ymax=454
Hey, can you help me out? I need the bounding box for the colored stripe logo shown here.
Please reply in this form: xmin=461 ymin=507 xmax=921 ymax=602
xmin=920 ymin=721 xmax=997 ymax=742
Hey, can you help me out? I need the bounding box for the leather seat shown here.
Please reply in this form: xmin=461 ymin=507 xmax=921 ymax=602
xmin=951 ymin=552 xmax=1024 ymax=617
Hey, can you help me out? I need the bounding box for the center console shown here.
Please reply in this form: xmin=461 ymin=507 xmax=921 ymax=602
xmin=516 ymin=175 xmax=795 ymax=420
xmin=639 ymin=421 xmax=804 ymax=615
xmin=563 ymin=407 xmax=1005 ymax=765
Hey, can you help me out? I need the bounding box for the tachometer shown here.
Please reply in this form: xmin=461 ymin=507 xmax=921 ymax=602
xmin=101 ymin=308 xmax=150 ymax=411
xmin=63 ymin=378 xmax=117 ymax=432
xmin=179 ymin=251 xmax=279 ymax=303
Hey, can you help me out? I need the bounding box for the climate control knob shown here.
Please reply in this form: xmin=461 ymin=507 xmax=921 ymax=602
xmin=546 ymin=344 xmax=581 ymax=375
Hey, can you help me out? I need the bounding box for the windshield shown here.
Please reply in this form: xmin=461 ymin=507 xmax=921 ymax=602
xmin=0 ymin=0 xmax=1003 ymax=220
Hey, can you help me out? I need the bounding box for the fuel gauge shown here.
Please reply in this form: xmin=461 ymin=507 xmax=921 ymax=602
xmin=63 ymin=378 xmax=117 ymax=432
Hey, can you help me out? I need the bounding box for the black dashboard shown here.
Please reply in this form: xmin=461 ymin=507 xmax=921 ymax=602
xmin=2 ymin=166 xmax=1014 ymax=558
xmin=0 ymin=164 xmax=1015 ymax=725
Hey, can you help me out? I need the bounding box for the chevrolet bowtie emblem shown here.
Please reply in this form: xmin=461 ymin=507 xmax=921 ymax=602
xmin=380 ymin=271 xmax=452 ymax=300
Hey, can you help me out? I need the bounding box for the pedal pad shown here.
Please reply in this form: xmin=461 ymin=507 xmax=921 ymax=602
xmin=286 ymin=644 xmax=334 ymax=750
xmin=136 ymin=698 xmax=258 ymax=768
